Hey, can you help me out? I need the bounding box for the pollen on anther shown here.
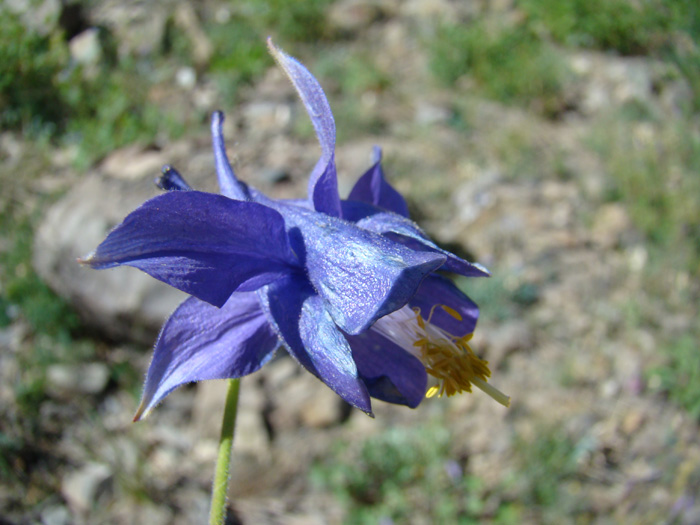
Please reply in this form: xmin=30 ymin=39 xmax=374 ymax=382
xmin=440 ymin=305 xmax=462 ymax=321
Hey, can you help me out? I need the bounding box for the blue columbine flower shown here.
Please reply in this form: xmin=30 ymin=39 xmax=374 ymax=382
xmin=81 ymin=40 xmax=509 ymax=419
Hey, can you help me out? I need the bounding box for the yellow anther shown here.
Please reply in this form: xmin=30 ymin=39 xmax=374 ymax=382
xmin=440 ymin=305 xmax=462 ymax=321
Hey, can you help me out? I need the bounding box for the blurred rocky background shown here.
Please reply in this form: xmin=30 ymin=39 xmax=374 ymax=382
xmin=1 ymin=0 xmax=700 ymax=523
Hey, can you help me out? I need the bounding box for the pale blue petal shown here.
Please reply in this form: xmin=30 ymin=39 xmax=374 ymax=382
xmin=135 ymin=293 xmax=278 ymax=420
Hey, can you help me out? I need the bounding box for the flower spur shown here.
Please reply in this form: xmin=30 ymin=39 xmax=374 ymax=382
xmin=81 ymin=40 xmax=508 ymax=419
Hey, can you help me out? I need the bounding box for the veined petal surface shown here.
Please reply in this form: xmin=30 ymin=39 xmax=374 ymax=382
xmin=356 ymin=212 xmax=490 ymax=278
xmin=135 ymin=293 xmax=279 ymax=420
xmin=271 ymin=202 xmax=447 ymax=335
xmin=82 ymin=191 xmax=297 ymax=307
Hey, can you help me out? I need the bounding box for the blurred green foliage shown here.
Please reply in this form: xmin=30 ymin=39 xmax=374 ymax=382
xmin=518 ymin=0 xmax=700 ymax=111
xmin=513 ymin=429 xmax=582 ymax=510
xmin=519 ymin=0 xmax=669 ymax=54
xmin=312 ymin=424 xmax=600 ymax=523
xmin=591 ymin=108 xmax=700 ymax=275
xmin=0 ymin=0 xmax=339 ymax=169
xmin=243 ymin=0 xmax=336 ymax=43
xmin=429 ymin=0 xmax=700 ymax=112
xmin=0 ymin=12 xmax=68 ymax=134
xmin=429 ymin=20 xmax=570 ymax=116
xmin=0 ymin=212 xmax=79 ymax=340
xmin=0 ymin=10 xmax=184 ymax=169
xmin=311 ymin=425 xmax=519 ymax=524
xmin=649 ymin=335 xmax=700 ymax=419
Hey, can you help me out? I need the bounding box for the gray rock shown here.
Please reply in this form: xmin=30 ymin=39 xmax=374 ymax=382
xmin=61 ymin=462 xmax=113 ymax=515
xmin=414 ymin=101 xmax=453 ymax=125
xmin=40 ymin=505 xmax=71 ymax=525
xmin=69 ymin=28 xmax=102 ymax=67
xmin=46 ymin=363 xmax=110 ymax=397
xmin=327 ymin=0 xmax=386 ymax=35
xmin=33 ymin=174 xmax=186 ymax=342
xmin=242 ymin=101 xmax=292 ymax=134
xmin=571 ymin=52 xmax=664 ymax=116
xmin=91 ymin=3 xmax=168 ymax=58
xmin=591 ymin=203 xmax=631 ymax=249
xmin=486 ymin=320 xmax=534 ymax=367
xmin=4 ymin=0 xmax=61 ymax=36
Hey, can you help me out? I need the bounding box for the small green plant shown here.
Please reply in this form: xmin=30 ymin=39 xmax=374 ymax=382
xmin=0 ymin=11 xmax=69 ymax=134
xmin=649 ymin=335 xmax=700 ymax=419
xmin=590 ymin=114 xmax=700 ymax=275
xmin=509 ymin=427 xmax=597 ymax=522
xmin=311 ymin=425 xmax=519 ymax=524
xmin=0 ymin=9 xmax=189 ymax=168
xmin=252 ymin=0 xmax=336 ymax=43
xmin=428 ymin=20 xmax=569 ymax=115
xmin=517 ymin=0 xmax=668 ymax=55
xmin=518 ymin=0 xmax=700 ymax=111
xmin=515 ymin=430 xmax=579 ymax=507
xmin=1 ymin=216 xmax=79 ymax=340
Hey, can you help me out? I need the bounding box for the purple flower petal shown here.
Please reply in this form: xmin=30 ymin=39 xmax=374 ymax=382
xmin=81 ymin=191 xmax=297 ymax=307
xmin=347 ymin=146 xmax=410 ymax=217
xmin=346 ymin=329 xmax=427 ymax=408
xmin=271 ymin=202 xmax=447 ymax=335
xmin=409 ymin=274 xmax=480 ymax=335
xmin=340 ymin=199 xmax=385 ymax=222
xmin=211 ymin=111 xmax=251 ymax=201
xmin=386 ymin=232 xmax=491 ymax=277
xmin=355 ymin=212 xmax=490 ymax=278
xmin=135 ymin=293 xmax=279 ymax=420
xmin=267 ymin=39 xmax=341 ymax=218
xmin=259 ymin=275 xmax=373 ymax=414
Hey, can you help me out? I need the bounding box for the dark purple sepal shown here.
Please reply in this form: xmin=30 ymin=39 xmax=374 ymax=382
xmin=348 ymin=147 xmax=410 ymax=217
xmin=134 ymin=293 xmax=279 ymax=420
xmin=347 ymin=329 xmax=427 ymax=408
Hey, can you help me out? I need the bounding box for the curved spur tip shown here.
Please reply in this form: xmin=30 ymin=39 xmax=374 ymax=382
xmin=132 ymin=402 xmax=147 ymax=422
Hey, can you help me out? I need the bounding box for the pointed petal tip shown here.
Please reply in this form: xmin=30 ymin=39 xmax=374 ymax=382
xmin=76 ymin=253 xmax=94 ymax=266
xmin=371 ymin=145 xmax=382 ymax=164
xmin=266 ymin=36 xmax=279 ymax=56
xmin=473 ymin=263 xmax=491 ymax=277
xmin=132 ymin=403 xmax=147 ymax=422
xmin=211 ymin=110 xmax=225 ymax=135
xmin=267 ymin=39 xmax=293 ymax=74
xmin=133 ymin=396 xmax=158 ymax=421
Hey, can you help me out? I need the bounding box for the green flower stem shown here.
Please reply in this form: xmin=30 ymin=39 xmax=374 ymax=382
xmin=209 ymin=378 xmax=241 ymax=525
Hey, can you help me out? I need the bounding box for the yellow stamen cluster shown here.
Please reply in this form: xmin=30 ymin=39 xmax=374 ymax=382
xmin=371 ymin=303 xmax=510 ymax=406
xmin=412 ymin=305 xmax=510 ymax=406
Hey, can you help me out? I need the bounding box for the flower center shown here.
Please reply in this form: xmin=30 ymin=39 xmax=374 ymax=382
xmin=372 ymin=305 xmax=510 ymax=407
